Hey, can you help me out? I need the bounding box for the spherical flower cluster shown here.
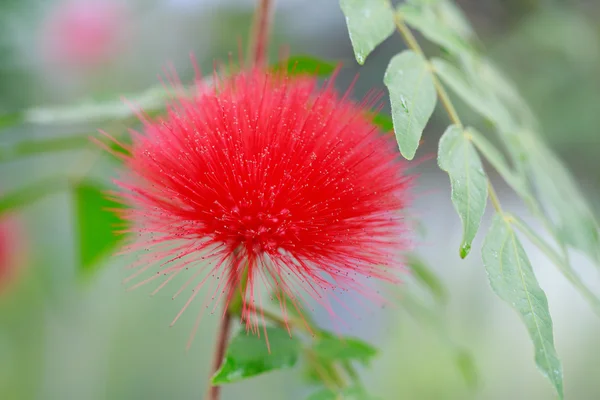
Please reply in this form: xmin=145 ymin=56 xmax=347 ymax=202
xmin=113 ymin=68 xmax=413 ymax=331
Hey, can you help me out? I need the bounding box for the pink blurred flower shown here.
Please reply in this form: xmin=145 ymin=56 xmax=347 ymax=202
xmin=39 ymin=0 xmax=128 ymax=70
xmin=0 ymin=216 xmax=22 ymax=295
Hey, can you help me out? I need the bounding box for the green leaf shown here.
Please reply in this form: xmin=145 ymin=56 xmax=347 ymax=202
xmin=435 ymin=0 xmax=476 ymax=41
xmin=464 ymin=57 xmax=536 ymax=129
xmin=399 ymin=290 xmax=479 ymax=389
xmin=270 ymin=290 xmax=315 ymax=326
xmin=405 ymin=253 xmax=448 ymax=304
xmin=304 ymin=332 xmax=376 ymax=389
xmin=438 ymin=125 xmax=488 ymax=258
xmin=0 ymin=178 xmax=65 ymax=215
xmin=384 ymin=50 xmax=437 ymax=160
xmin=454 ymin=348 xmax=478 ymax=389
xmin=304 ymin=356 xmax=343 ymax=387
xmin=508 ymin=213 xmax=600 ymax=316
xmin=272 ymin=55 xmax=337 ymax=77
xmin=482 ymin=215 xmax=563 ymax=399
xmin=467 ymin=127 xmax=527 ymax=198
xmin=211 ymin=326 xmax=301 ymax=384
xmin=525 ymin=139 xmax=600 ymax=263
xmin=312 ymin=332 xmax=377 ymax=366
xmin=339 ymin=0 xmax=395 ymax=65
xmin=307 ymin=386 xmax=382 ymax=400
xmin=431 ymin=57 xmax=516 ymax=132
xmin=0 ymin=112 xmax=24 ymax=131
xmin=397 ymin=4 xmax=474 ymax=56
xmin=370 ymin=112 xmax=394 ymax=133
xmin=0 ymin=136 xmax=89 ymax=162
xmin=23 ymin=85 xmax=174 ymax=125
xmin=431 ymin=58 xmax=493 ymax=120
xmin=74 ymin=182 xmax=128 ymax=273
xmin=107 ymin=133 xmax=133 ymax=159
xmin=504 ymin=128 xmax=600 ymax=264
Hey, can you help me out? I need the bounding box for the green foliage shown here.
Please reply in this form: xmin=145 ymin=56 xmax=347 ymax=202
xmin=311 ymin=333 xmax=377 ymax=366
xmin=0 ymin=112 xmax=23 ymax=131
xmin=383 ymin=50 xmax=437 ymax=160
xmin=73 ymin=182 xmax=128 ymax=274
xmin=0 ymin=178 xmax=65 ymax=215
xmin=0 ymin=1 xmax=596 ymax=397
xmin=307 ymin=385 xmax=382 ymax=400
xmin=212 ymin=307 xmax=380 ymax=393
xmin=397 ymin=3 xmax=474 ymax=55
xmin=432 ymin=0 xmax=475 ymax=41
xmin=467 ymin=128 xmax=527 ymax=197
xmin=405 ymin=253 xmax=448 ymax=304
xmin=340 ymin=0 xmax=600 ymax=395
xmin=482 ymin=215 xmax=563 ymax=398
xmin=269 ymin=292 xmax=312 ymax=324
xmin=24 ymin=86 xmax=172 ymax=125
xmin=492 ymin=8 xmax=600 ymax=148
xmin=303 ymin=332 xmax=377 ymax=393
xmin=339 ymin=0 xmax=396 ymax=65
xmin=454 ymin=348 xmax=478 ymax=389
xmin=524 ymin=138 xmax=600 ymax=263
xmin=211 ymin=326 xmax=302 ymax=384
xmin=399 ymin=253 xmax=478 ymax=389
xmin=463 ymin=57 xmax=536 ymax=129
xmin=430 ymin=58 xmax=499 ymax=125
xmin=0 ymin=136 xmax=90 ymax=163
xmin=507 ymin=213 xmax=600 ymax=316
xmin=438 ymin=125 xmax=488 ymax=258
xmin=398 ymin=283 xmax=479 ymax=389
xmin=272 ymin=55 xmax=337 ymax=77
xmin=370 ymin=113 xmax=394 ymax=133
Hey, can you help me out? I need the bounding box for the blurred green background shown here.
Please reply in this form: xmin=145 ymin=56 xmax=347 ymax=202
xmin=1 ymin=0 xmax=599 ymax=399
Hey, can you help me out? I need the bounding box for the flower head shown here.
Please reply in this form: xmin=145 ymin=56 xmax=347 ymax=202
xmin=113 ymin=68 xmax=412 ymax=333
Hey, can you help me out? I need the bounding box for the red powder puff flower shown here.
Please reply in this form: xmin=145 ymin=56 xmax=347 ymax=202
xmin=110 ymin=68 xmax=412 ymax=335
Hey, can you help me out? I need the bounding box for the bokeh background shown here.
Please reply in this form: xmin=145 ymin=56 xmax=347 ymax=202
xmin=1 ymin=0 xmax=599 ymax=399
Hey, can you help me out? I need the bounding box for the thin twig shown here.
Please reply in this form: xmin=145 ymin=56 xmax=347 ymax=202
xmin=431 ymin=73 xmax=463 ymax=128
xmin=487 ymin=182 xmax=503 ymax=213
xmin=207 ymin=312 xmax=233 ymax=400
xmin=249 ymin=0 xmax=275 ymax=67
xmin=393 ymin=14 xmax=425 ymax=58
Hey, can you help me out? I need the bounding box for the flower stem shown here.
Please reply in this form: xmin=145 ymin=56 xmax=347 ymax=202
xmin=207 ymin=311 xmax=233 ymax=400
xmin=249 ymin=0 xmax=275 ymax=67
xmin=206 ymin=260 xmax=249 ymax=399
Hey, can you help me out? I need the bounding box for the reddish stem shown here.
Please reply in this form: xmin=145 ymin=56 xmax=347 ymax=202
xmin=206 ymin=1 xmax=275 ymax=396
xmin=250 ymin=0 xmax=275 ymax=67
xmin=207 ymin=311 xmax=233 ymax=400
